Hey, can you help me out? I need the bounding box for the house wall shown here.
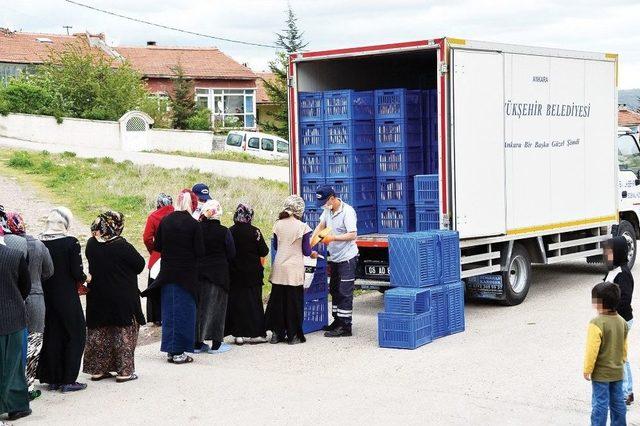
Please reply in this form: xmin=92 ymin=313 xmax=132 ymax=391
xmin=145 ymin=77 xmax=256 ymax=94
xmin=0 ymin=62 xmax=31 ymax=86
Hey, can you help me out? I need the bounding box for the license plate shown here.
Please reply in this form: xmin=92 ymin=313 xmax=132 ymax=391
xmin=366 ymin=265 xmax=389 ymax=277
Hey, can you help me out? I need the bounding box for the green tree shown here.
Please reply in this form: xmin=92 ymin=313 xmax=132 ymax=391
xmin=261 ymin=6 xmax=307 ymax=139
xmin=139 ymin=95 xmax=172 ymax=128
xmin=186 ymin=107 xmax=212 ymax=131
xmin=169 ymin=65 xmax=196 ymax=130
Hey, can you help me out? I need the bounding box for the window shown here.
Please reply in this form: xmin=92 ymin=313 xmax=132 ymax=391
xmin=195 ymin=88 xmax=256 ymax=129
xmin=226 ymin=133 xmax=243 ymax=147
xmin=248 ymin=137 xmax=260 ymax=149
xmin=618 ymin=134 xmax=640 ymax=174
xmin=277 ymin=140 xmax=289 ymax=154
xmin=261 ymin=138 xmax=274 ymax=151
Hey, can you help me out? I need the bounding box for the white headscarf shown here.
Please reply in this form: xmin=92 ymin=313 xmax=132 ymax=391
xmin=40 ymin=207 xmax=73 ymax=240
xmin=201 ymin=199 xmax=223 ymax=221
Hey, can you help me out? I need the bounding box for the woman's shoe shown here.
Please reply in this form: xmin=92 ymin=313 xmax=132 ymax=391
xmin=270 ymin=334 xmax=285 ymax=344
xmin=47 ymin=383 xmax=60 ymax=391
xmin=116 ymin=373 xmax=139 ymax=383
xmin=194 ymin=343 xmax=211 ymax=353
xmin=288 ymin=336 xmax=305 ymax=345
xmin=235 ymin=337 xmax=245 ymax=345
xmin=7 ymin=409 xmax=32 ymax=420
xmin=249 ymin=336 xmax=268 ymax=344
xmin=61 ymin=382 xmax=87 ymax=393
xmin=169 ymin=353 xmax=194 ymax=364
xmin=207 ymin=343 xmax=232 ymax=354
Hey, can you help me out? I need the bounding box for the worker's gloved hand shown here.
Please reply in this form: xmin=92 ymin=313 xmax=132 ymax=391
xmin=322 ymin=235 xmax=335 ymax=244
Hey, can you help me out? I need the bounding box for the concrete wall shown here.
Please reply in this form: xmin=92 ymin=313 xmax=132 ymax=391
xmin=147 ymin=128 xmax=214 ymax=153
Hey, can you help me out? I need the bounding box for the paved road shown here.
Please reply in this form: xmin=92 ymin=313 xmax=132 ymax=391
xmin=0 ymin=136 xmax=289 ymax=183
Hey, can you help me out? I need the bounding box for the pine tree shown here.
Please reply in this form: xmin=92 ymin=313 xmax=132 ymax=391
xmin=170 ymin=64 xmax=196 ymax=130
xmin=261 ymin=6 xmax=307 ymax=139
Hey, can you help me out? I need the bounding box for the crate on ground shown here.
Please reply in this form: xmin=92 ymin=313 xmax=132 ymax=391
xmin=377 ymin=148 xmax=424 ymax=177
xmin=357 ymin=205 xmax=377 ymax=235
xmin=328 ymin=178 xmax=376 ymax=207
xmin=301 ymin=178 xmax=325 ymax=205
xmin=304 ymin=208 xmax=323 ymax=230
xmin=326 ymin=149 xmax=376 ymax=178
xmin=378 ymin=311 xmax=432 ymax=349
xmin=300 ymin=150 xmax=325 ymax=179
xmin=375 ymin=119 xmax=422 ymax=150
xmin=374 ymin=89 xmax=422 ymax=120
xmin=377 ymin=177 xmax=414 ymax=206
xmin=430 ymin=281 xmax=465 ymax=339
xmin=415 ymin=206 xmax=439 ymax=232
xmin=378 ymin=205 xmax=416 ymax=234
xmin=303 ymin=296 xmax=329 ymax=334
xmin=384 ymin=287 xmax=431 ymax=314
xmin=299 ymin=122 xmax=325 ymax=151
xmin=298 ymin=92 xmax=323 ymax=122
xmin=323 ymin=90 xmax=374 ymax=121
xmin=388 ymin=232 xmax=439 ymax=287
xmin=447 ymin=281 xmax=465 ymax=334
xmin=414 ymin=175 xmax=439 ymax=207
xmin=434 ymin=230 xmax=461 ymax=284
xmin=325 ymin=120 xmax=375 ymax=151
xmin=304 ymin=257 xmax=328 ymax=301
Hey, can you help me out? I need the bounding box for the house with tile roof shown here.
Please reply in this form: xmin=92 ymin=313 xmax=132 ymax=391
xmin=255 ymin=72 xmax=281 ymax=126
xmin=619 ymin=105 xmax=640 ymax=133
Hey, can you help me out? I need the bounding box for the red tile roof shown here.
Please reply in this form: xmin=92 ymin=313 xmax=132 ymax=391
xmin=0 ymin=30 xmax=99 ymax=64
xmin=117 ymin=46 xmax=256 ymax=80
xmin=255 ymin=72 xmax=277 ymax=104
xmin=619 ymin=107 xmax=640 ymax=127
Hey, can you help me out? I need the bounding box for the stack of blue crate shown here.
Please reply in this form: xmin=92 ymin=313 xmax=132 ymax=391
xmin=374 ymin=89 xmax=423 ymax=234
xmin=299 ymin=92 xmax=326 ymax=230
xmin=414 ymin=174 xmax=439 ymax=232
xmin=378 ymin=230 xmax=464 ymax=349
xmin=421 ymin=89 xmax=438 ymax=174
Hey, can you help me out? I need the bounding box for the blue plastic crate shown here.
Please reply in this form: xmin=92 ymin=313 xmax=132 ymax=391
xmin=426 ymin=150 xmax=439 ymax=175
xmin=300 ymin=150 xmax=325 ymax=179
xmin=378 ymin=205 xmax=416 ymax=234
xmin=374 ymin=89 xmax=422 ymax=120
xmin=301 ymin=178 xmax=325 ymax=205
xmin=377 ymin=148 xmax=424 ymax=177
xmin=430 ymin=284 xmax=448 ymax=338
xmin=415 ymin=206 xmax=439 ymax=232
xmin=327 ymin=178 xmax=376 ymax=207
xmin=304 ymin=208 xmax=323 ymax=230
xmin=299 ymin=123 xmax=325 ymax=151
xmin=323 ymin=90 xmax=374 ymax=121
xmin=414 ymin=175 xmax=439 ymax=207
xmin=357 ymin=205 xmax=377 ymax=235
xmin=326 ymin=149 xmax=376 ymax=178
xmin=422 ymin=89 xmax=437 ymax=117
xmin=425 ymin=116 xmax=438 ymax=145
xmin=299 ymin=92 xmax=323 ymax=122
xmin=325 ymin=120 xmax=375 ymax=151
xmin=303 ymin=296 xmax=329 ymax=334
xmin=375 ymin=119 xmax=422 ymax=150
xmin=434 ymin=230 xmax=461 ymax=284
xmin=377 ymin=177 xmax=415 ymax=206
xmin=384 ymin=287 xmax=431 ymax=314
xmin=378 ymin=311 xmax=432 ymax=349
xmin=304 ymin=255 xmax=328 ymax=301
xmin=447 ymin=281 xmax=465 ymax=334
xmin=389 ymin=232 xmax=440 ymax=287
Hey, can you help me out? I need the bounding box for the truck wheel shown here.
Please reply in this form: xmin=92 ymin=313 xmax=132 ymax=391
xmin=502 ymin=244 xmax=532 ymax=306
xmin=616 ymin=220 xmax=637 ymax=269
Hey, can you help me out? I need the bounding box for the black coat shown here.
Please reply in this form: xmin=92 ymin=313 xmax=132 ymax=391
xmin=0 ymin=244 xmax=30 ymax=335
xmin=198 ymin=220 xmax=236 ymax=291
xmin=85 ymin=237 xmax=147 ymax=328
xmin=229 ymin=223 xmax=269 ymax=288
xmin=142 ymin=210 xmax=205 ymax=298
xmin=609 ymin=236 xmax=634 ymax=321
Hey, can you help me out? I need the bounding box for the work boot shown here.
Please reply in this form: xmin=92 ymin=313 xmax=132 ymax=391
xmin=324 ymin=325 xmax=352 ymax=338
xmin=8 ymin=409 xmax=32 ymax=420
xmin=626 ymin=392 xmax=634 ymax=405
xmin=322 ymin=319 xmax=339 ymax=332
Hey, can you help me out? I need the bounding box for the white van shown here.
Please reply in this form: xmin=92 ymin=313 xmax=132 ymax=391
xmin=225 ymin=131 xmax=289 ymax=160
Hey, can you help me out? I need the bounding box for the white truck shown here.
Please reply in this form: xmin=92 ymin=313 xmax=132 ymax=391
xmin=288 ymin=37 xmax=640 ymax=305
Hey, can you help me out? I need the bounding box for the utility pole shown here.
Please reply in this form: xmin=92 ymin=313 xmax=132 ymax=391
xmin=63 ymin=25 xmax=72 ymax=35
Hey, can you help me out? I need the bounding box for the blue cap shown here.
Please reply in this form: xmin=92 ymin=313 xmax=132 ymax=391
xmin=191 ymin=183 xmax=211 ymax=202
xmin=315 ymin=184 xmax=336 ymax=207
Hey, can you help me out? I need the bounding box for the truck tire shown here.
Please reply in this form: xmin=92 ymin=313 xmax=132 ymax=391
xmin=616 ymin=220 xmax=637 ymax=269
xmin=502 ymin=243 xmax=532 ymax=306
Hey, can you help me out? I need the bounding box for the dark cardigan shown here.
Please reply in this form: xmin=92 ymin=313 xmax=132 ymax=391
xmin=198 ymin=219 xmax=236 ymax=291
xmin=0 ymin=244 xmax=31 ymax=335
xmin=85 ymin=236 xmax=147 ymax=328
xmin=229 ymin=223 xmax=269 ymax=288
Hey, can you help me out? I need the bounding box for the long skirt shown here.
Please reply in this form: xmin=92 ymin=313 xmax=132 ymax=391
xmin=161 ymin=283 xmax=196 ymax=355
xmin=225 ymin=286 xmax=266 ymax=338
xmin=195 ymin=282 xmax=228 ymax=344
xmin=26 ymin=333 xmax=43 ymax=391
xmin=83 ymin=322 xmax=139 ymax=377
xmin=265 ymin=284 xmax=305 ymax=342
xmin=146 ymin=276 xmax=162 ymax=324
xmin=0 ymin=329 xmax=29 ymax=415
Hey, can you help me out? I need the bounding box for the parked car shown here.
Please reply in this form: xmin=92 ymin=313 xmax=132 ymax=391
xmin=225 ymin=131 xmax=289 ymax=160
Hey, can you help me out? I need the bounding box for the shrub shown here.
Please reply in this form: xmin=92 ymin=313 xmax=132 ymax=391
xmin=185 ymin=108 xmax=212 ymax=131
xmin=8 ymin=151 xmax=34 ymax=168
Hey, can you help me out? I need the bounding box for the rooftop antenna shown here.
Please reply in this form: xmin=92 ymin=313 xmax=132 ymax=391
xmin=63 ymin=25 xmax=72 ymax=35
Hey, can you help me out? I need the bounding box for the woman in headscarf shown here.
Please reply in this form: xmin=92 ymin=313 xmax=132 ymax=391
xmin=4 ymin=213 xmax=54 ymax=400
xmin=142 ymin=193 xmax=174 ymax=325
xmin=142 ymin=189 xmax=204 ymax=364
xmin=265 ymin=195 xmax=313 ymax=345
xmin=37 ymin=207 xmax=88 ymax=393
xmin=194 ymin=200 xmax=236 ymax=354
xmin=83 ymin=211 xmax=146 ymax=383
xmin=226 ymin=204 xmax=270 ymax=345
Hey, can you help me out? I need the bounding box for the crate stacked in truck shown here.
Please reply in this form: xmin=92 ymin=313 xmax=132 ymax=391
xmin=414 ymin=175 xmax=440 ymax=231
xmin=421 ymin=89 xmax=438 ymax=175
xmin=378 ymin=230 xmax=463 ymax=349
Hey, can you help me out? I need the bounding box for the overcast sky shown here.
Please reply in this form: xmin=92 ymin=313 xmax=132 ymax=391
xmin=3 ymin=0 xmax=640 ymax=89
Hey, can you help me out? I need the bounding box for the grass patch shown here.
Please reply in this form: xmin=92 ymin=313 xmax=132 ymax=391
xmin=1 ymin=149 xmax=289 ymax=296
xmin=144 ymin=149 xmax=290 ymax=168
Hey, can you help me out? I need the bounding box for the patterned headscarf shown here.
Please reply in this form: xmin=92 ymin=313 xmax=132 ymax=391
xmin=6 ymin=212 xmax=26 ymax=235
xmin=91 ymin=211 xmax=124 ymax=241
xmin=201 ymin=199 xmax=222 ymax=221
xmin=283 ymin=195 xmax=306 ymax=219
xmin=177 ymin=189 xmax=198 ymax=214
xmin=156 ymin=193 xmax=173 ymax=209
xmin=0 ymin=205 xmax=7 ymax=236
xmin=233 ymin=203 xmax=254 ymax=224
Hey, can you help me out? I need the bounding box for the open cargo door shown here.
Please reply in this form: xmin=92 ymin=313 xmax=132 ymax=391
xmin=452 ymin=49 xmax=506 ymax=238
